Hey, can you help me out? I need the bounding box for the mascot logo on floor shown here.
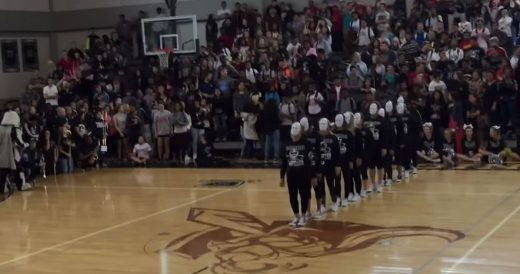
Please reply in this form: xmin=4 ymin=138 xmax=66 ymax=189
xmin=144 ymin=208 xmax=464 ymax=274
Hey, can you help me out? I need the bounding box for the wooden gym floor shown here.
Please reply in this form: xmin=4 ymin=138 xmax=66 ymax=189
xmin=0 ymin=168 xmax=519 ymax=274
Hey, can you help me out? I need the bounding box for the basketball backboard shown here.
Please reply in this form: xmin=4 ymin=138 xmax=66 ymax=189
xmin=141 ymin=15 xmax=198 ymax=56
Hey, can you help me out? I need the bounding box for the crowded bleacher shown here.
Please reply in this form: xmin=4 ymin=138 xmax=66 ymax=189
xmin=1 ymin=0 xmax=520 ymax=195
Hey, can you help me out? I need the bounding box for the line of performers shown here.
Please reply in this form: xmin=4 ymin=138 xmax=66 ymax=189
xmin=280 ymin=98 xmax=520 ymax=228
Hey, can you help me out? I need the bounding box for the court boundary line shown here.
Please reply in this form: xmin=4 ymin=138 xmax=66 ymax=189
xmin=413 ymin=186 xmax=520 ymax=274
xmin=445 ymin=204 xmax=520 ymax=273
xmin=0 ymin=189 xmax=232 ymax=268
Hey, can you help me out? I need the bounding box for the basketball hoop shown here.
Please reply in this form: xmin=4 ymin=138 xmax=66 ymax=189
xmin=158 ymin=47 xmax=173 ymax=69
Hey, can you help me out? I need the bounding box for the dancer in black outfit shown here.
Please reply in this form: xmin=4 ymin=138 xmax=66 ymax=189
xmin=385 ymin=101 xmax=400 ymax=183
xmin=362 ymin=103 xmax=387 ymax=193
xmin=333 ymin=113 xmax=355 ymax=207
xmin=417 ymin=123 xmax=442 ymax=163
xmin=353 ymin=112 xmax=369 ymax=198
xmin=317 ymin=118 xmax=341 ymax=217
xmin=300 ymin=117 xmax=321 ymax=218
xmin=280 ymin=122 xmax=317 ymax=227
xmin=396 ymin=102 xmax=411 ymax=179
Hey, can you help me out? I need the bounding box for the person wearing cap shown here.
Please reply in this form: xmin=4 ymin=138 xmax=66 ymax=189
xmin=280 ymin=122 xmax=317 ymax=228
xmin=416 ymin=122 xmax=441 ymax=163
xmin=457 ymin=124 xmax=482 ymax=163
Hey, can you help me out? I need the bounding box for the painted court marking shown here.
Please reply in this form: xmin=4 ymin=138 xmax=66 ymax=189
xmin=0 ymin=189 xmax=232 ymax=268
xmin=445 ymin=204 xmax=520 ymax=273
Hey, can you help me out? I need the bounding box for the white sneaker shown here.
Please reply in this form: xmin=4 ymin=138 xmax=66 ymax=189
xmin=305 ymin=211 xmax=311 ymax=218
xmin=297 ymin=217 xmax=307 ymax=227
xmin=21 ymin=183 xmax=32 ymax=191
xmin=184 ymin=155 xmax=192 ymax=166
xmin=375 ymin=185 xmax=383 ymax=193
xmin=385 ymin=179 xmax=393 ymax=186
xmin=360 ymin=189 xmax=367 ymax=198
xmin=404 ymin=171 xmax=410 ymax=179
xmin=313 ymin=210 xmax=325 ymax=220
xmin=352 ymin=194 xmax=361 ymax=202
xmin=342 ymin=198 xmax=349 ymax=207
xmin=412 ymin=167 xmax=418 ymax=175
xmin=289 ymin=217 xmax=299 ymax=227
xmin=347 ymin=193 xmax=354 ymax=202
xmin=332 ymin=200 xmax=340 ymax=212
xmin=320 ymin=206 xmax=327 ymax=215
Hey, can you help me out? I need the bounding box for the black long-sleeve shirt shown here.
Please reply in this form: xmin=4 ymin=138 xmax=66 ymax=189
xmin=280 ymin=138 xmax=317 ymax=179
xmin=303 ymin=130 xmax=321 ymax=167
xmin=354 ymin=128 xmax=364 ymax=159
xmin=318 ymin=134 xmax=340 ymax=171
xmin=333 ymin=129 xmax=355 ymax=164
xmin=362 ymin=116 xmax=387 ymax=148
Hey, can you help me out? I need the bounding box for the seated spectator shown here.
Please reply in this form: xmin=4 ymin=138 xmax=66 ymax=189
xmin=130 ymin=136 xmax=152 ymax=165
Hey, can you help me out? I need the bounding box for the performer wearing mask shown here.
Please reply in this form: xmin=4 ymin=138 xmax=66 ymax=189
xmin=333 ymin=113 xmax=355 ymax=207
xmin=362 ymin=103 xmax=387 ymax=193
xmin=417 ymin=122 xmax=441 ymax=163
xmin=382 ymin=102 xmax=397 ymax=185
xmin=280 ymin=122 xmax=317 ymax=227
xmin=0 ymin=110 xmax=31 ymax=196
xmin=300 ymin=117 xmax=321 ymax=218
xmin=457 ymin=124 xmax=482 ymax=164
xmin=395 ymin=102 xmax=411 ymax=179
xmin=317 ymin=118 xmax=341 ymax=215
xmin=354 ymin=112 xmax=369 ymax=197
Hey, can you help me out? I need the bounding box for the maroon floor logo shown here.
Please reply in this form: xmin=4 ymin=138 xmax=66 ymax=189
xmin=145 ymin=208 xmax=464 ymax=274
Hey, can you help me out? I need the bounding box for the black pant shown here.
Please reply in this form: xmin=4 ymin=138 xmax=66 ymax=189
xmin=350 ymin=163 xmax=362 ymax=195
xmin=339 ymin=163 xmax=350 ymax=199
xmin=384 ymin=150 xmax=393 ymax=180
xmin=321 ymin=167 xmax=339 ymax=206
xmin=0 ymin=168 xmax=9 ymax=194
xmin=287 ymin=171 xmax=311 ymax=215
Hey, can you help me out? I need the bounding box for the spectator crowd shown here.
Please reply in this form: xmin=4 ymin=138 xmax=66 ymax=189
xmin=2 ymin=0 xmax=520 ymax=193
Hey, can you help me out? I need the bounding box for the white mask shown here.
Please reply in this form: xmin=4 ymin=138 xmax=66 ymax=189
xmin=397 ymin=96 xmax=405 ymax=104
xmin=290 ymin=122 xmax=303 ymax=137
xmin=385 ymin=101 xmax=393 ymax=114
xmin=354 ymin=113 xmax=362 ymax=126
xmin=369 ymin=103 xmax=378 ymax=116
xmin=319 ymin=118 xmax=329 ymax=132
xmin=378 ymin=108 xmax=385 ymax=118
xmin=335 ymin=114 xmax=345 ymax=128
xmin=396 ymin=103 xmax=405 ymax=115
xmin=344 ymin=112 xmax=353 ymax=125
xmin=300 ymin=117 xmax=309 ymax=131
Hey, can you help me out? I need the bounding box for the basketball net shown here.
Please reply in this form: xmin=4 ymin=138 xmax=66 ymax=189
xmin=159 ymin=48 xmax=173 ymax=69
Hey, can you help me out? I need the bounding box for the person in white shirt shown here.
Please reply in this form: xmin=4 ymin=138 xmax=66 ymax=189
xmin=447 ymin=39 xmax=464 ymax=64
xmin=216 ymin=1 xmax=232 ymax=22
xmin=130 ymin=136 xmax=152 ymax=165
xmin=428 ymin=71 xmax=447 ymax=94
xmin=286 ymin=37 xmax=301 ymax=55
xmin=43 ymin=78 xmax=59 ymax=107
xmin=306 ymin=83 xmax=324 ymax=120
xmin=472 ymin=18 xmax=490 ymax=50
xmin=498 ymin=9 xmax=513 ymax=37
xmin=346 ymin=52 xmax=368 ymax=80
xmin=314 ymin=33 xmax=332 ymax=55
xmin=425 ymin=10 xmax=443 ymax=31
xmin=357 ymin=20 xmax=374 ymax=47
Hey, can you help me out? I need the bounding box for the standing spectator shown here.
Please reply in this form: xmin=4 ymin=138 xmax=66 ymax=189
xmin=172 ymin=102 xmax=191 ymax=165
xmin=43 ymin=78 xmax=59 ymax=107
xmin=189 ymin=100 xmax=207 ymax=163
xmin=278 ymin=93 xmax=296 ymax=144
xmin=153 ymin=103 xmax=172 ymax=161
xmin=113 ymin=104 xmax=128 ymax=160
xmin=58 ymin=126 xmax=74 ymax=174
xmin=126 ymin=106 xmax=142 ymax=149
xmin=240 ymin=102 xmax=259 ymax=159
xmin=212 ymin=89 xmax=229 ymax=141
xmin=261 ymin=96 xmax=280 ymax=163
xmin=306 ymin=82 xmax=324 ymax=126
